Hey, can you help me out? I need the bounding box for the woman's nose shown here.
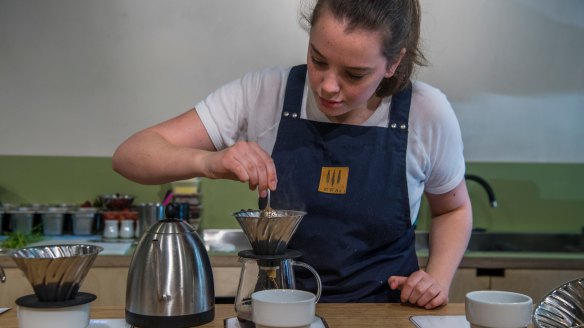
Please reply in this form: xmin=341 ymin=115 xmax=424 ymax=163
xmin=321 ymin=72 xmax=340 ymax=96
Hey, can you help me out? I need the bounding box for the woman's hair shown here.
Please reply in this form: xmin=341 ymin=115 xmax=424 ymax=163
xmin=300 ymin=0 xmax=427 ymax=97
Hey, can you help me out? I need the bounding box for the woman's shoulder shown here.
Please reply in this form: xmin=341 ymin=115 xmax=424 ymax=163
xmin=409 ymin=80 xmax=457 ymax=126
xmin=410 ymin=81 xmax=451 ymax=110
xmin=240 ymin=66 xmax=292 ymax=87
xmin=230 ymin=66 xmax=292 ymax=103
xmin=407 ymin=80 xmax=462 ymax=155
xmin=407 ymin=82 xmax=464 ymax=195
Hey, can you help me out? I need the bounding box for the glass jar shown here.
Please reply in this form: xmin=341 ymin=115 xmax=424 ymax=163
xmin=72 ymin=208 xmax=97 ymax=235
xmin=9 ymin=208 xmax=35 ymax=234
xmin=40 ymin=207 xmax=66 ymax=236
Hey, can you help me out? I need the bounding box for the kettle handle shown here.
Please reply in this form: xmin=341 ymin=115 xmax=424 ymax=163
xmin=152 ymin=239 xmax=167 ymax=301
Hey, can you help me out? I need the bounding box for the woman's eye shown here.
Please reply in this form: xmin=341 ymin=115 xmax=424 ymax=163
xmin=347 ymin=72 xmax=365 ymax=80
xmin=311 ymin=57 xmax=326 ymax=66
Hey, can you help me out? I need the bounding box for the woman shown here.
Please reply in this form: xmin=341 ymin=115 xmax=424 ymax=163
xmin=113 ymin=0 xmax=472 ymax=308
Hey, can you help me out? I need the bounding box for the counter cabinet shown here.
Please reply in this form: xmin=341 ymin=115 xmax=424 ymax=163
xmin=448 ymin=267 xmax=584 ymax=303
xmin=1 ymin=254 xmax=583 ymax=307
xmin=0 ymin=266 xmax=240 ymax=307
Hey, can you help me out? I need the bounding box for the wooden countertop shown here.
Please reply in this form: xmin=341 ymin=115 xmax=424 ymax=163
xmin=0 ymin=303 xmax=467 ymax=328
xmin=5 ymin=252 xmax=584 ymax=270
xmin=2 ymin=251 xmax=584 ymax=270
xmin=78 ymin=252 xmax=584 ymax=270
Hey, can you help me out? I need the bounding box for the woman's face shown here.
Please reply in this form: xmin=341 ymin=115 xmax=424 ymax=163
xmin=307 ymin=9 xmax=399 ymax=124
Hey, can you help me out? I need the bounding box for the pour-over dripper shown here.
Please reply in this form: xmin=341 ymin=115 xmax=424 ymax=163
xmin=11 ymin=244 xmax=103 ymax=302
xmin=234 ymin=209 xmax=306 ymax=255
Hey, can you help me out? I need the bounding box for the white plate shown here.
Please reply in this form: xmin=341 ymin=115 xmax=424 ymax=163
xmin=410 ymin=315 xmax=470 ymax=328
xmin=90 ymin=316 xmax=330 ymax=328
xmin=88 ymin=318 xmax=130 ymax=328
xmin=224 ymin=316 xmax=328 ymax=328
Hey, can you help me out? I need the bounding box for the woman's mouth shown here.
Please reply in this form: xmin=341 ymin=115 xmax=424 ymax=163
xmin=319 ymin=97 xmax=343 ymax=109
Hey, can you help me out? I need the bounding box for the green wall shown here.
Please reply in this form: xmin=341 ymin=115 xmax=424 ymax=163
xmin=0 ymin=156 xmax=255 ymax=230
xmin=1 ymin=156 xmax=583 ymax=233
xmin=416 ymin=162 xmax=584 ymax=233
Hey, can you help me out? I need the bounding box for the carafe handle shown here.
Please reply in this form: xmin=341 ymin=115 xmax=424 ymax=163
xmin=291 ymin=260 xmax=322 ymax=303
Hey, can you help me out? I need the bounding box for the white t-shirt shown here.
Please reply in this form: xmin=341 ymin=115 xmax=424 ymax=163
xmin=196 ymin=66 xmax=465 ymax=223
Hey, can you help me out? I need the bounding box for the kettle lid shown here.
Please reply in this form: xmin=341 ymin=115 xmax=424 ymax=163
xmin=145 ymin=203 xmax=196 ymax=235
xmin=145 ymin=218 xmax=196 ymax=234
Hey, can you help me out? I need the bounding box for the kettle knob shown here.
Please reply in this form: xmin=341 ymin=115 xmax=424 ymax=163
xmin=165 ymin=203 xmax=177 ymax=219
xmin=165 ymin=203 xmax=190 ymax=221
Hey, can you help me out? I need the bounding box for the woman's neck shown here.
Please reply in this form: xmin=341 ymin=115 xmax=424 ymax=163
xmin=326 ymin=96 xmax=383 ymax=125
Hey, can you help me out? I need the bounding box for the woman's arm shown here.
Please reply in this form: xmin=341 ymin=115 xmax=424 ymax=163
xmin=112 ymin=109 xmax=277 ymax=194
xmin=388 ymin=179 xmax=472 ymax=309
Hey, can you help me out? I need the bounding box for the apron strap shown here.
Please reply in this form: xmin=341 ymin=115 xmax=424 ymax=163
xmin=282 ymin=65 xmax=307 ymax=116
xmin=388 ymin=82 xmax=412 ymax=130
xmin=284 ymin=65 xmax=412 ymax=131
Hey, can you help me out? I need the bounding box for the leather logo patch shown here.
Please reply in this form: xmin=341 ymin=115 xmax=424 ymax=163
xmin=318 ymin=167 xmax=349 ymax=194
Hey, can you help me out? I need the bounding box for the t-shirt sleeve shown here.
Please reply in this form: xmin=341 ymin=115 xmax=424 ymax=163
xmin=411 ymin=82 xmax=466 ymax=195
xmin=194 ymin=67 xmax=287 ymax=151
xmin=195 ymin=75 xmax=253 ymax=150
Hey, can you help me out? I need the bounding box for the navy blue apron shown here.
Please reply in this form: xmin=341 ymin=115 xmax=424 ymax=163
xmin=268 ymin=65 xmax=418 ymax=302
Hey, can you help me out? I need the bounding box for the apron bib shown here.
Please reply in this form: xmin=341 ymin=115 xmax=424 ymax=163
xmin=269 ymin=65 xmax=418 ymax=302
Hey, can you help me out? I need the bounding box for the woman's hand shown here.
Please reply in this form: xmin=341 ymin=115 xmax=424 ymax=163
xmin=388 ymin=270 xmax=449 ymax=309
xmin=202 ymin=141 xmax=277 ymax=196
xmin=388 ymin=179 xmax=471 ymax=309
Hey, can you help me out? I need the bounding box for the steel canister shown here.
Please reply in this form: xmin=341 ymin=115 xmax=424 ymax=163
xmin=136 ymin=203 xmax=164 ymax=238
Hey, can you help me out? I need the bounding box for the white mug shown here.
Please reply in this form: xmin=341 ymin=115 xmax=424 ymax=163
xmin=103 ymin=220 xmax=119 ymax=239
xmin=252 ymin=289 xmax=316 ymax=328
xmin=17 ymin=303 xmax=91 ymax=328
xmin=466 ymin=290 xmax=533 ymax=328
xmin=120 ymin=220 xmax=134 ymax=239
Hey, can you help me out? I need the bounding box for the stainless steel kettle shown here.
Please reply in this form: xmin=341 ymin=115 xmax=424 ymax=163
xmin=125 ymin=203 xmax=214 ymax=327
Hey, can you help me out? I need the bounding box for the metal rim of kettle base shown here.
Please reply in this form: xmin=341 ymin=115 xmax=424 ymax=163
xmin=126 ymin=309 xmax=215 ymax=328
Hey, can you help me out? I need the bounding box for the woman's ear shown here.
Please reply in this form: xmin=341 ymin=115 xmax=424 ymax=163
xmin=385 ymin=48 xmax=406 ymax=78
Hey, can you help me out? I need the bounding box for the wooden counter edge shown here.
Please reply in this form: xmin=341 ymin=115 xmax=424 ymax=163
xmin=0 ymin=254 xmax=241 ymax=268
xmin=0 ymin=303 xmax=467 ymax=328
xmin=2 ymin=253 xmax=583 ymax=269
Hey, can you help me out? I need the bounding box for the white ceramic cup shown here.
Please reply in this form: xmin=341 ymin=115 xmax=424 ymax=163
xmin=252 ymin=289 xmax=317 ymax=328
xmin=103 ymin=219 xmax=119 ymax=239
xmin=120 ymin=219 xmax=134 ymax=238
xmin=465 ymin=290 xmax=533 ymax=328
xmin=17 ymin=303 xmax=91 ymax=328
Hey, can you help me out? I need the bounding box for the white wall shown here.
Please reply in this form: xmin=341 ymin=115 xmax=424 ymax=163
xmin=1 ymin=0 xmax=583 ymax=162
xmin=0 ymin=0 xmax=308 ymax=157
xmin=419 ymin=0 xmax=584 ymax=162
